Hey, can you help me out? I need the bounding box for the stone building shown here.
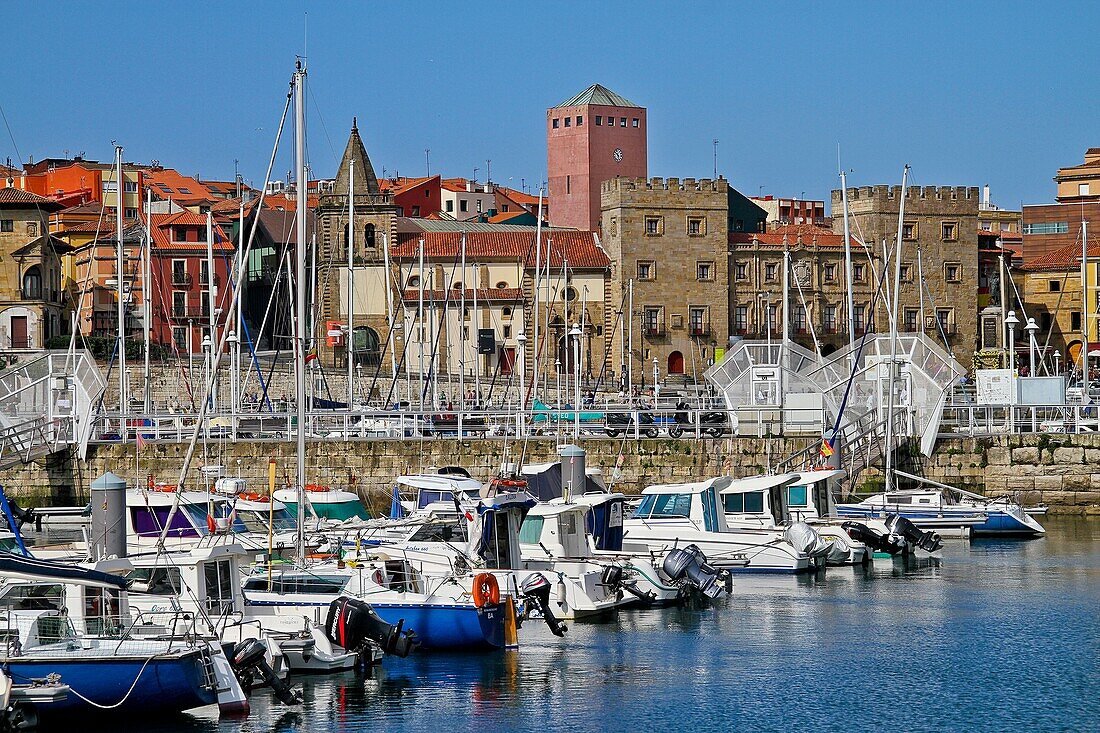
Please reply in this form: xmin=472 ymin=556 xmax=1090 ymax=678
xmin=833 ymin=185 xmax=981 ymax=367
xmin=0 ymin=189 xmax=69 ymax=352
xmin=600 ymin=177 xmax=730 ymax=382
xmin=1015 ymin=243 xmax=1085 ymax=368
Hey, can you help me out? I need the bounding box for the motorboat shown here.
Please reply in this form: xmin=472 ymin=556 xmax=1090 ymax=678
xmin=271 ymin=483 xmax=371 ymax=522
xmin=622 ymin=477 xmax=820 ymax=573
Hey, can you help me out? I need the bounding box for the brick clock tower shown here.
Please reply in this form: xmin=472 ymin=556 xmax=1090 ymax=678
xmin=547 ymin=84 xmax=646 ymax=231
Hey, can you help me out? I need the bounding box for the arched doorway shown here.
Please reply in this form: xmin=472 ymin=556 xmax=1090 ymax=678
xmin=1067 ymin=340 xmax=1083 ymax=370
xmin=22 ymin=266 xmax=41 ymax=300
xmin=557 ymin=335 xmax=576 ymax=373
xmin=353 ymin=326 xmax=381 ymax=366
xmin=667 ymin=350 xmax=685 ymax=375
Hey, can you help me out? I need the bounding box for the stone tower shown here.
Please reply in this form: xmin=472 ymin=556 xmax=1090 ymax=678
xmin=316 ymin=121 xmax=399 ymax=367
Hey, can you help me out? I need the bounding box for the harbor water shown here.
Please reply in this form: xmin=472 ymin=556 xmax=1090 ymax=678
xmin=99 ymin=517 xmax=1099 ymax=733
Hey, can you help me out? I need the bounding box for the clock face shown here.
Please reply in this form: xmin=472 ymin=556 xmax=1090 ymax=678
xmin=613 ymin=148 xmax=623 ymax=162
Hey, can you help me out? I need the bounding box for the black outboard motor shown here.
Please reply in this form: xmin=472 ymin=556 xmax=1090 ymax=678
xmin=519 ymin=573 xmax=567 ymax=637
xmin=662 ymin=544 xmax=727 ymax=599
xmin=600 ymin=564 xmax=657 ymax=604
xmin=841 ymin=521 xmax=904 ymax=556
xmin=884 ymin=515 xmax=943 ymax=554
xmin=230 ymin=638 xmax=303 ymax=705
xmin=325 ymin=596 xmax=417 ymax=658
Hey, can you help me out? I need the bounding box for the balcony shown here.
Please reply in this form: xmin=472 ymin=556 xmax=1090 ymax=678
xmin=172 ymin=272 xmax=193 ymax=286
xmin=644 ymin=324 xmax=665 ymax=338
xmin=690 ymin=322 xmax=711 ymax=337
xmin=172 ymin=307 xmax=210 ymax=320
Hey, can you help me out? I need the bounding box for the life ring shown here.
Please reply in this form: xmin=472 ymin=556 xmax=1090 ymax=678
xmin=239 ymin=492 xmax=269 ymax=502
xmin=151 ymin=483 xmax=176 ymax=492
xmin=304 ymin=484 xmax=330 ymax=493
xmin=492 ymin=478 xmax=526 ymax=490
xmin=472 ymin=572 xmax=500 ymax=608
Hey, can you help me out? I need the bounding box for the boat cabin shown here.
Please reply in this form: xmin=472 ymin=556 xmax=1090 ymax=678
xmin=719 ymin=469 xmax=846 ymax=526
xmin=518 ymin=502 xmax=593 ymax=560
xmin=630 ymin=477 xmax=734 ymax=533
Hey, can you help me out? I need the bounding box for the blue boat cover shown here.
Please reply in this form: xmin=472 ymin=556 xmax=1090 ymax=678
xmin=0 ymin=553 xmax=130 ymax=589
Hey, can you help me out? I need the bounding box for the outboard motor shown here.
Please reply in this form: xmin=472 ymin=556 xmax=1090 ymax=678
xmin=325 ymin=596 xmax=417 ymax=658
xmin=230 ymin=639 xmax=303 ymax=705
xmin=841 ymin=521 xmax=903 ymax=555
xmin=519 ymin=573 xmax=567 ymax=637
xmin=662 ymin=544 xmax=726 ymax=599
xmin=600 ymin=563 xmax=657 ymax=605
xmin=885 ymin=515 xmax=943 ymax=554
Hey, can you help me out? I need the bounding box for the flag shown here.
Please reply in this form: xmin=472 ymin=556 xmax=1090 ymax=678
xmin=820 ymin=438 xmax=835 ymax=458
xmin=136 ymin=433 xmax=147 ymax=452
xmin=206 ymin=514 xmax=217 ymax=533
xmin=305 ymin=348 xmax=318 ymax=364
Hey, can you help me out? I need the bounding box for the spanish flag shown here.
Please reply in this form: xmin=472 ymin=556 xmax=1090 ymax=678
xmin=819 ymin=438 xmax=835 ymax=458
xmin=305 ymin=347 xmax=318 ymax=364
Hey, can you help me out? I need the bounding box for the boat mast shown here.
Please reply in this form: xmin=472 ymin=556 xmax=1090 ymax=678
xmin=347 ymin=158 xmax=355 ymax=407
xmin=839 ymin=167 xmax=856 ymax=368
xmin=459 ymin=231 xmax=466 ymax=407
xmin=293 ymin=60 xmax=308 ymax=555
xmin=884 ymin=165 xmax=909 ymax=492
xmin=115 ymin=145 xmax=128 ymax=423
xmin=206 ymin=212 xmax=216 ymax=410
xmin=531 ymin=190 xmax=544 ymax=401
xmin=1081 ymin=217 xmax=1089 ymax=380
xmin=143 ymin=186 xmax=153 ymax=414
xmin=382 ymin=230 xmax=397 ymax=392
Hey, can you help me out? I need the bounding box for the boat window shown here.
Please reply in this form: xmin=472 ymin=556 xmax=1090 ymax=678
xmin=243 ymin=574 xmax=350 ymax=594
xmin=0 ymin=584 xmax=63 ymax=611
xmin=888 ymin=496 xmax=912 ymax=505
xmin=701 ymin=489 xmax=719 ymax=532
xmin=518 ymin=516 xmax=544 ymax=544
xmin=634 ymin=493 xmax=692 ymax=519
xmin=204 ymin=559 xmax=235 ymax=615
xmin=918 ymin=498 xmax=931 ymax=504
xmin=131 ymin=505 xmax=205 ymax=538
xmin=130 ymin=567 xmax=183 ymax=595
xmin=409 ymin=520 xmax=468 ymax=543
xmin=417 ymin=489 xmax=454 ymax=509
xmin=787 ymin=486 xmax=809 ymax=507
xmin=723 ymin=492 xmax=764 ymax=514
xmin=83 ymin=588 xmax=122 ymax=636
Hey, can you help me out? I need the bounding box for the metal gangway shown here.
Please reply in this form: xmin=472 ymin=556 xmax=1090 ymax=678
xmin=0 ymin=350 xmax=105 ymax=468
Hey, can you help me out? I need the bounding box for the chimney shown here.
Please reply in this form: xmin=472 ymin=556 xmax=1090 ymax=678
xmin=466 ymin=180 xmax=474 ymax=193
xmin=983 ymin=185 xmax=990 ymax=208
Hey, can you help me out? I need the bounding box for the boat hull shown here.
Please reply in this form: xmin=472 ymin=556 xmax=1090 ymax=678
xmin=372 ymin=602 xmax=506 ymax=651
xmin=3 ymin=650 xmax=217 ymax=719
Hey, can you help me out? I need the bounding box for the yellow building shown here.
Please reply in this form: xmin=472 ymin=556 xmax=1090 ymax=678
xmin=1055 ymin=148 xmax=1100 ymax=204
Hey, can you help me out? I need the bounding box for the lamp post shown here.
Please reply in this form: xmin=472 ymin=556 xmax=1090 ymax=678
xmin=226 ymin=330 xmax=239 ymax=434
xmin=652 ymin=357 xmax=660 ymax=404
xmin=555 ymin=358 xmax=562 ymax=432
xmin=1004 ymin=310 xmax=1019 ymax=373
xmin=570 ymin=323 xmax=581 ymax=440
xmin=355 ymin=362 xmax=363 ymax=406
xmin=516 ymin=330 xmax=527 ymax=437
xmin=1024 ymin=317 xmax=1039 ymax=375
xmin=201 ymin=334 xmax=212 ymax=411
xmin=1054 ymin=350 xmax=1062 ymax=375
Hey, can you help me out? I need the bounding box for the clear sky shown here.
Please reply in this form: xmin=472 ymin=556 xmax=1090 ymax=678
xmin=3 ymin=1 xmax=1098 ymax=212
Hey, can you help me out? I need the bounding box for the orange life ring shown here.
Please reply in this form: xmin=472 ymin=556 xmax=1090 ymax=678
xmin=304 ymin=484 xmax=330 ymax=493
xmin=151 ymin=483 xmax=176 ymax=492
xmin=492 ymin=478 xmax=526 ymax=489
xmin=472 ymin=572 xmax=500 ymax=608
xmin=239 ymin=492 xmax=270 ymax=502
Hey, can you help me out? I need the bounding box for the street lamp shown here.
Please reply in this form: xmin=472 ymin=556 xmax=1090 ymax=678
xmin=1054 ymin=350 xmax=1062 ymax=375
xmin=1004 ymin=310 xmax=1019 ymax=373
xmin=1024 ymin=317 xmax=1039 ymax=375
xmin=226 ymin=330 xmax=239 ymax=428
xmin=569 ymin=323 xmax=581 ymax=439
xmin=652 ymin=357 xmax=660 ymax=403
xmin=201 ymin=334 xmax=213 ymax=410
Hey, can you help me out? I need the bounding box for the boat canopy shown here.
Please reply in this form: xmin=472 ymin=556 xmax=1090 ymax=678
xmin=719 ymin=474 xmax=800 ymax=495
xmin=0 ymin=554 xmax=130 ymax=590
xmin=520 ymin=461 xmax=605 ymax=501
xmin=791 ymin=469 xmax=846 ymax=484
xmin=641 ymin=477 xmax=733 ymax=495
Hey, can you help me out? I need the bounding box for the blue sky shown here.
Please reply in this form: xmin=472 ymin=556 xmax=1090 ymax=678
xmin=3 ymin=2 xmax=1098 ymax=211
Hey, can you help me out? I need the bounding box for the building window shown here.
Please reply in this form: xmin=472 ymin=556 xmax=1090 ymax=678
xmin=941 ymin=221 xmax=958 ymax=241
xmin=564 ymin=117 xmax=571 ymax=127
xmin=125 ymin=208 xmax=138 ymax=219
xmin=1023 ymin=222 xmax=1069 ymax=235
xmin=764 ymin=262 xmax=777 ymax=282
xmin=944 ymin=262 xmax=961 ymax=282
xmin=1071 ymin=311 xmax=1082 ymax=330
xmin=1080 ymin=183 xmax=1090 ymax=197
xmin=411 ymin=205 xmax=420 ymax=217
xmin=637 ymin=261 xmax=655 ymax=280
xmin=445 ymin=199 xmax=454 ymax=212
xmin=853 ymin=263 xmax=866 ymax=282
xmin=734 ymin=306 xmax=748 ymax=334
xmin=620 ymin=117 xmax=627 ymax=127
xmin=902 ymin=222 xmax=917 ymax=240
xmin=200 ymin=291 xmax=210 ymax=317
xmin=196 ymin=226 xmax=207 ymax=242
xmin=735 ymin=262 xmax=748 ymax=281
xmin=460 ymin=199 xmax=468 ymax=213
xmin=1049 ymin=280 xmax=1061 ymax=293
xmin=576 ymin=116 xmax=583 ymax=126
xmin=566 ymin=175 xmax=571 ymax=194
xmin=172 ymin=291 xmax=187 ymax=318
xmin=174 ymin=226 xmax=187 ymax=241
xmin=502 ymin=307 xmax=512 ymax=319
xmin=936 ymin=308 xmax=953 ymax=333
xmin=595 ymin=116 xmax=602 ymax=126
xmin=900 ymin=264 xmax=912 ymax=282
xmin=823 ymin=304 xmax=837 ymax=333
xmin=644 ymin=216 xmax=660 ymax=235
xmin=172 ymin=326 xmax=188 ymax=351
xmin=793 ymin=305 xmax=807 ymax=335
xmin=4 ymin=218 xmax=17 ymax=232
xmin=172 ymin=260 xmax=189 ymax=285
xmin=503 ymin=325 xmax=512 ymax=338
xmin=824 ymin=263 xmax=836 ymax=282
xmin=563 ymin=287 xmax=578 ymax=301
xmin=21 ymin=266 xmax=41 ymax=300
xmin=552 ymin=118 xmax=559 ymax=129
xmin=1040 ymin=312 xmax=1052 ymax=332
xmin=687 ymin=217 xmax=704 ymax=235
xmin=495 ymin=281 xmax=508 ymax=289
xmin=365 ymin=223 xmax=376 ymax=248
xmin=643 ymin=307 xmax=663 ymax=336
xmin=766 ymin=304 xmax=778 ymax=334
xmin=477 ymin=199 xmax=483 ymax=213
xmin=854 ymin=304 xmax=867 ymax=334
xmin=696 ymin=261 xmax=713 ymax=281
xmin=689 ymin=307 xmax=708 ymax=336
xmin=406 ymin=275 xmax=421 ymax=288
xmin=199 ymin=261 xmax=210 ymax=284
xmin=904 ymin=308 xmax=918 ymax=332
xmin=632 ymin=118 xmax=639 ymax=128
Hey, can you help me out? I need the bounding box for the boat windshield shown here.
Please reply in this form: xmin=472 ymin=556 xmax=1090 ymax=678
xmin=233 ymin=508 xmax=297 ymax=533
xmin=243 ymin=573 xmax=350 ymax=594
xmin=724 ymin=491 xmax=765 ymax=513
xmin=131 ymin=502 xmax=219 ymax=538
xmin=408 ymin=519 xmax=468 ymax=543
xmin=633 ymin=493 xmax=693 ymax=519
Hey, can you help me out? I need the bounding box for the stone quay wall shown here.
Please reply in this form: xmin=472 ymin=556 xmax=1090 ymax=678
xmin=7 ymin=433 xmax=1100 ymax=514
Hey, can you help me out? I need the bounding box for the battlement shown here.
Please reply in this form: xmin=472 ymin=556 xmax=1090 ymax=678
xmin=831 ymin=185 xmax=980 ymax=204
xmin=603 ymin=176 xmax=727 ymax=194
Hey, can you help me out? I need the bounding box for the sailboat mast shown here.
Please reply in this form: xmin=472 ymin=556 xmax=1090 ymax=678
xmin=143 ymin=186 xmax=152 ymax=414
xmin=115 ymin=145 xmax=128 ymax=420
xmin=206 ymin=212 xmax=216 ymax=410
xmin=294 ymin=61 xmax=308 ymax=554
xmin=1081 ymin=218 xmax=1089 ymax=378
xmin=884 ymin=165 xmax=910 ymax=490
xmin=383 ymin=230 xmax=397 ymax=389
xmin=839 ymin=169 xmax=856 ymax=364
xmin=347 ymin=159 xmax=355 ymax=407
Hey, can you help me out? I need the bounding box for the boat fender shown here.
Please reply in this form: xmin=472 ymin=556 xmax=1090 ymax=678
xmin=472 ymin=572 xmax=500 ymax=608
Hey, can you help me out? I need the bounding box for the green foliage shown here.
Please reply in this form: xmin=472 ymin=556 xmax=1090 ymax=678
xmin=45 ymin=335 xmax=172 ymax=362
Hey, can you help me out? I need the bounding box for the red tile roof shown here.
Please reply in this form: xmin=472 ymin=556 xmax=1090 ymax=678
xmin=380 ymin=176 xmax=436 ymax=195
xmin=1021 ymin=241 xmax=1100 ymax=272
xmin=488 ymin=210 xmax=530 ymax=224
xmin=0 ymin=187 xmax=63 ymax=210
xmin=729 ymin=223 xmax=857 ymax=248
xmin=391 ymin=231 xmax=609 ymax=268
xmin=148 ymin=212 xmax=232 ymax=252
xmin=61 ymin=218 xmax=140 ymax=234
xmin=143 ymin=168 xmax=216 ymax=204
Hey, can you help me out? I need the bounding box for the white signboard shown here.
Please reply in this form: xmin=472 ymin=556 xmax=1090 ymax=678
xmin=976 ymin=369 xmax=1016 ymax=405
